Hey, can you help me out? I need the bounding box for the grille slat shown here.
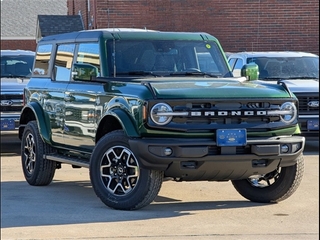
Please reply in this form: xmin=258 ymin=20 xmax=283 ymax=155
xmin=296 ymin=95 xmax=319 ymax=113
xmin=0 ymin=94 xmax=24 ymax=112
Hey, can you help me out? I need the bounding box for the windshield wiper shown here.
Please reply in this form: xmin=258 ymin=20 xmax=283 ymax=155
xmin=170 ymin=71 xmax=220 ymax=77
xmin=116 ymin=71 xmax=159 ymax=77
xmin=1 ymin=74 xmax=29 ymax=78
xmin=282 ymin=77 xmax=318 ymax=80
xmin=259 ymin=77 xmax=282 ymax=80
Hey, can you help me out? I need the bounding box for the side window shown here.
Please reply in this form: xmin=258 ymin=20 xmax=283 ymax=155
xmin=228 ymin=58 xmax=236 ymax=70
xmin=33 ymin=44 xmax=52 ymax=76
xmin=54 ymin=44 xmax=75 ymax=81
xmin=234 ymin=58 xmax=244 ymax=70
xmin=231 ymin=58 xmax=244 ymax=77
xmin=73 ymin=43 xmax=100 ymax=81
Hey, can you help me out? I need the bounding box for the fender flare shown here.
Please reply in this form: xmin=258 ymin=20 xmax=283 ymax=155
xmin=104 ymin=108 xmax=140 ymax=137
xmin=19 ymin=102 xmax=52 ymax=144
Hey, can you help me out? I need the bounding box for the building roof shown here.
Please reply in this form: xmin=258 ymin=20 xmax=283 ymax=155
xmin=0 ymin=0 xmax=68 ymax=40
xmin=37 ymin=15 xmax=84 ymax=40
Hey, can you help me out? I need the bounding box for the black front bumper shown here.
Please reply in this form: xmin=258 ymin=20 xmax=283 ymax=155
xmin=129 ymin=135 xmax=305 ymax=181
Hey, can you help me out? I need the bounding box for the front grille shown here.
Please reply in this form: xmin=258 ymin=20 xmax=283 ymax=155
xmin=295 ymin=94 xmax=319 ymax=114
xmin=1 ymin=94 xmax=23 ymax=100
xmin=0 ymin=106 xmax=23 ymax=112
xmin=147 ymin=99 xmax=295 ymax=132
xmin=0 ymin=94 xmax=24 ymax=112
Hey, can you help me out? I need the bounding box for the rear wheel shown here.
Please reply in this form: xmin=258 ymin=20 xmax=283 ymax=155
xmin=231 ymin=155 xmax=304 ymax=203
xmin=89 ymin=130 xmax=163 ymax=210
xmin=21 ymin=120 xmax=56 ymax=186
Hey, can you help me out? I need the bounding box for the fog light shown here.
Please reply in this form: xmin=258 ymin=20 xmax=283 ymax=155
xmin=164 ymin=147 xmax=172 ymax=156
xmin=281 ymin=144 xmax=289 ymax=153
xmin=292 ymin=143 xmax=301 ymax=153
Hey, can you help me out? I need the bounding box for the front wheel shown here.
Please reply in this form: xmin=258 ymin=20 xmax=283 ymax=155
xmin=89 ymin=130 xmax=163 ymax=210
xmin=21 ymin=120 xmax=56 ymax=186
xmin=231 ymin=155 xmax=304 ymax=203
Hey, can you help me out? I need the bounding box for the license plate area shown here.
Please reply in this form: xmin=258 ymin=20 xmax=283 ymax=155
xmin=216 ymin=129 xmax=247 ymax=146
xmin=307 ymin=120 xmax=319 ymax=130
xmin=1 ymin=119 xmax=16 ymax=130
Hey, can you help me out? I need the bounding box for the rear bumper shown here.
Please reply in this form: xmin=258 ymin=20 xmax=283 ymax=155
xmin=129 ymin=135 xmax=305 ymax=181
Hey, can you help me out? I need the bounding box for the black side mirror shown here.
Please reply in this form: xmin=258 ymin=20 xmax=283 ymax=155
xmin=72 ymin=63 xmax=98 ymax=81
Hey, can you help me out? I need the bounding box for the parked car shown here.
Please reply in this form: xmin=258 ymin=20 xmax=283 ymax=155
xmin=1 ymin=50 xmax=35 ymax=132
xmin=19 ymin=29 xmax=305 ymax=210
xmin=228 ymin=51 xmax=319 ymax=140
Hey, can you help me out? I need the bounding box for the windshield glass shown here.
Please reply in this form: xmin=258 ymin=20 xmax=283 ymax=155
xmin=1 ymin=54 xmax=34 ymax=78
xmin=107 ymin=40 xmax=231 ymax=77
xmin=247 ymin=56 xmax=319 ymax=79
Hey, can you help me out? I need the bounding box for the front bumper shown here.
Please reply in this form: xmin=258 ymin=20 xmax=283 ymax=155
xmin=129 ymin=135 xmax=305 ymax=181
xmin=298 ymin=115 xmax=319 ymax=140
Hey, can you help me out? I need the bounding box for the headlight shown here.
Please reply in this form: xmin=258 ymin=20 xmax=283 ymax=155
xmin=150 ymin=103 xmax=173 ymax=125
xmin=279 ymin=102 xmax=297 ymax=123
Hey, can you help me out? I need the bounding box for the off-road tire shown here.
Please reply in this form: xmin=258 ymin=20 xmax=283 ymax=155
xmin=231 ymin=154 xmax=304 ymax=203
xmin=89 ymin=130 xmax=163 ymax=210
xmin=21 ymin=120 xmax=56 ymax=185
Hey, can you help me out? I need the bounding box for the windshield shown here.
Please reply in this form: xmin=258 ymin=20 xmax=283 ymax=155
xmin=1 ymin=54 xmax=34 ymax=78
xmin=247 ymin=56 xmax=319 ymax=79
xmin=107 ymin=40 xmax=231 ymax=77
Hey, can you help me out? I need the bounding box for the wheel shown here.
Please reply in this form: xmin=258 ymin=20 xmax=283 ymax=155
xmin=21 ymin=120 xmax=56 ymax=186
xmin=231 ymin=154 xmax=304 ymax=203
xmin=89 ymin=130 xmax=163 ymax=210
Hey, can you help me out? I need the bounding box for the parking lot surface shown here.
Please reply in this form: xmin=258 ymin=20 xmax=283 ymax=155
xmin=1 ymin=133 xmax=319 ymax=240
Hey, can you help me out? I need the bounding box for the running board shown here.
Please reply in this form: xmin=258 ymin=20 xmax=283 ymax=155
xmin=44 ymin=154 xmax=90 ymax=168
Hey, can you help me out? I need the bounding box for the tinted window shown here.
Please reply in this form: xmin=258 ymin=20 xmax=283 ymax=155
xmin=107 ymin=40 xmax=230 ymax=77
xmin=54 ymin=44 xmax=75 ymax=81
xmin=228 ymin=58 xmax=236 ymax=69
xmin=33 ymin=44 xmax=52 ymax=76
xmin=234 ymin=58 xmax=244 ymax=70
xmin=1 ymin=53 xmax=34 ymax=77
xmin=247 ymin=56 xmax=319 ymax=79
xmin=73 ymin=43 xmax=101 ymax=80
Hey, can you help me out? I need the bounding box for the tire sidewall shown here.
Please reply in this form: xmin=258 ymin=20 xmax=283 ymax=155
xmin=89 ymin=130 xmax=153 ymax=209
xmin=21 ymin=121 xmax=45 ymax=184
xmin=232 ymin=155 xmax=304 ymax=202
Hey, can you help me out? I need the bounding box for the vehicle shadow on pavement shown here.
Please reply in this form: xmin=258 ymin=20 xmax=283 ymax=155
xmin=303 ymin=140 xmax=319 ymax=155
xmin=0 ymin=135 xmax=21 ymax=157
xmin=1 ymin=180 xmax=267 ymax=229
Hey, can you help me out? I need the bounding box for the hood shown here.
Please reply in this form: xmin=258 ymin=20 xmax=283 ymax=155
xmin=0 ymin=77 xmax=30 ymax=92
xmin=255 ymin=79 xmax=319 ymax=93
xmin=279 ymin=79 xmax=319 ymax=93
xmin=145 ymin=77 xmax=291 ymax=99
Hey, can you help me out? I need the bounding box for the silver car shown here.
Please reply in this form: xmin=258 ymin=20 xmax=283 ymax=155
xmin=1 ymin=50 xmax=35 ymax=132
xmin=228 ymin=51 xmax=319 ymax=140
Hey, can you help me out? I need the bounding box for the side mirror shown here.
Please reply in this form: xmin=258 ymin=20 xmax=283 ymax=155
xmin=72 ymin=63 xmax=98 ymax=81
xmin=241 ymin=62 xmax=259 ymax=81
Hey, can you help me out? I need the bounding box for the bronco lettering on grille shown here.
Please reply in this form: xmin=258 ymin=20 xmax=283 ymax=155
xmin=191 ymin=110 xmax=267 ymax=116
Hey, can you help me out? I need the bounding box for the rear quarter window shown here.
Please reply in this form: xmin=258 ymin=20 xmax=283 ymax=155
xmin=33 ymin=44 xmax=53 ymax=76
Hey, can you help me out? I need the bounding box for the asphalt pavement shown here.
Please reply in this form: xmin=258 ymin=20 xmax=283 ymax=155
xmin=1 ymin=133 xmax=319 ymax=240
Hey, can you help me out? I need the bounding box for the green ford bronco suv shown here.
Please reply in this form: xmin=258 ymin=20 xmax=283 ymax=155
xmin=19 ymin=28 xmax=305 ymax=210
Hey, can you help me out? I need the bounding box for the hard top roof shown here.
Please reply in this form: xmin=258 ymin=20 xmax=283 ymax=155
xmin=38 ymin=28 xmax=218 ymax=44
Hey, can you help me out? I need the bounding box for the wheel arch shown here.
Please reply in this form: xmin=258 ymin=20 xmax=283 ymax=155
xmin=96 ymin=108 xmax=140 ymax=143
xmin=19 ymin=102 xmax=51 ymax=144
